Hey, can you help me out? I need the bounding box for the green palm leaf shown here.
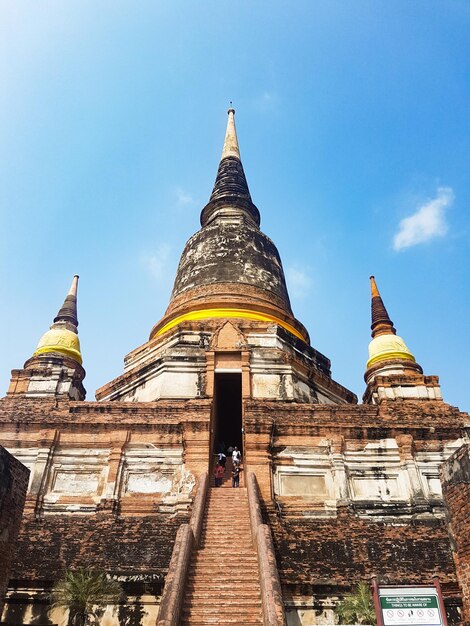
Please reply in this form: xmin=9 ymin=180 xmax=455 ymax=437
xmin=335 ymin=582 xmax=376 ymax=625
xmin=50 ymin=568 xmax=123 ymax=626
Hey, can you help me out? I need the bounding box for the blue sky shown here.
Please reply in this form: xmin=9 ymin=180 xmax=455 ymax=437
xmin=1 ymin=1 xmax=469 ymax=409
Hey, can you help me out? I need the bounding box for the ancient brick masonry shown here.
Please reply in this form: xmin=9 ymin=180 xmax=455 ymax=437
xmin=11 ymin=513 xmax=185 ymax=581
xmin=0 ymin=397 xmax=211 ymax=582
xmin=243 ymin=399 xmax=469 ymax=623
xmin=0 ymin=446 xmax=29 ymax=614
xmin=441 ymin=444 xmax=470 ymax=626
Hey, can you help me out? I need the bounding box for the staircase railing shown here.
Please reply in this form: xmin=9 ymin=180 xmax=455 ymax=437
xmin=156 ymin=471 xmax=209 ymax=626
xmin=246 ymin=471 xmax=287 ymax=626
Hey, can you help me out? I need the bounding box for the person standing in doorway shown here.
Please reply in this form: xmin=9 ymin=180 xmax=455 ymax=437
xmin=214 ymin=462 xmax=224 ymax=487
xmin=218 ymin=451 xmax=227 ymax=468
xmin=232 ymin=446 xmax=241 ymax=466
xmin=231 ymin=464 xmax=241 ymax=488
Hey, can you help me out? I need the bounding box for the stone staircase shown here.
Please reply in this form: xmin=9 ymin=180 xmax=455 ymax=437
xmin=181 ymin=487 xmax=263 ymax=625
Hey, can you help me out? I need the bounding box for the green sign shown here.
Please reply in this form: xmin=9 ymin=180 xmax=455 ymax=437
xmin=378 ymin=587 xmax=443 ymax=626
xmin=381 ymin=596 xmax=438 ymax=610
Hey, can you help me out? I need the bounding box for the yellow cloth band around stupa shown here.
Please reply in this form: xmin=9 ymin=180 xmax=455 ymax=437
xmin=33 ymin=328 xmax=83 ymax=364
xmin=367 ymin=351 xmax=415 ymax=369
xmin=155 ymin=308 xmax=304 ymax=340
xmin=366 ymin=333 xmax=416 ymax=369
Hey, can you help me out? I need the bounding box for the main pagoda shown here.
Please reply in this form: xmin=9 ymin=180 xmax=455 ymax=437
xmin=1 ymin=109 xmax=468 ymax=626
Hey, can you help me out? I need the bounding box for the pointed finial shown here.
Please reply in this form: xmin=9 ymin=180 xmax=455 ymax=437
xmin=68 ymin=274 xmax=79 ymax=297
xmin=370 ymin=275 xmax=380 ymax=298
xmin=200 ymin=108 xmax=260 ymax=227
xmin=54 ymin=275 xmax=79 ymax=328
xmin=221 ymin=106 xmax=240 ymax=160
xmin=370 ymin=276 xmax=396 ymax=338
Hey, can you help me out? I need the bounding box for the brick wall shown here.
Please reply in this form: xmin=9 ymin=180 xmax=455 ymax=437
xmin=441 ymin=444 xmax=470 ymax=626
xmin=271 ymin=507 xmax=456 ymax=586
xmin=0 ymin=446 xmax=29 ymax=613
xmin=10 ymin=512 xmax=188 ymax=583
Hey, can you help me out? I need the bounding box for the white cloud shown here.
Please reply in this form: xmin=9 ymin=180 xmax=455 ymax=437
xmin=254 ymin=91 xmax=279 ymax=113
xmin=142 ymin=244 xmax=172 ymax=282
xmin=393 ymin=187 xmax=454 ymax=251
xmin=175 ymin=187 xmax=193 ymax=206
xmin=285 ymin=265 xmax=312 ymax=299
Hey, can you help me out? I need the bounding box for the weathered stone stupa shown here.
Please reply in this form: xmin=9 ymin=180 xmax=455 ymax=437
xmin=0 ymin=109 xmax=469 ymax=626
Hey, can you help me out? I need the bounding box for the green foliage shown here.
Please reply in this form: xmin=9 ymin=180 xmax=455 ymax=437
xmin=50 ymin=568 xmax=123 ymax=626
xmin=335 ymin=582 xmax=377 ymax=625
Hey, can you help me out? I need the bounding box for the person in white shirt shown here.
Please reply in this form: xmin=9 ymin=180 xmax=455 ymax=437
xmin=232 ymin=447 xmax=241 ymax=466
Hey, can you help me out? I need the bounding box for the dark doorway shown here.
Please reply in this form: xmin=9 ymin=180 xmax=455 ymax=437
xmin=213 ymin=373 xmax=243 ymax=455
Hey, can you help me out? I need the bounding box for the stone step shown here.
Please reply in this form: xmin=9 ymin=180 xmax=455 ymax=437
xmin=206 ymin=494 xmax=248 ymax=499
xmin=180 ymin=617 xmax=263 ymax=626
xmin=208 ymin=489 xmax=247 ymax=492
xmin=204 ymin=513 xmax=249 ymax=516
xmin=191 ymin=560 xmax=257 ymax=565
xmin=203 ymin=511 xmax=250 ymax=516
xmin=185 ymin=590 xmax=261 ymax=598
xmin=181 ymin=620 xmax=263 ymax=626
xmin=203 ymin=517 xmax=250 ymax=521
xmin=200 ymin=533 xmax=254 ymax=549
xmin=187 ymin=572 xmax=260 ymax=581
xmin=190 ymin=551 xmax=257 ymax=559
xmin=201 ymin=533 xmax=252 ymax=538
xmin=184 ymin=594 xmax=261 ymax=611
xmin=203 ymin=515 xmax=250 ymax=519
xmin=203 ymin=524 xmax=250 ymax=528
xmin=203 ymin=516 xmax=250 ymax=522
xmin=199 ymin=532 xmax=253 ymax=538
xmin=199 ymin=539 xmax=253 ymax=545
xmin=204 ymin=509 xmax=250 ymax=515
xmin=190 ymin=551 xmax=258 ymax=571
xmin=186 ymin=584 xmax=262 ymax=593
xmin=181 ymin=610 xmax=263 ymax=621
xmin=207 ymin=494 xmax=248 ymax=498
xmin=182 ymin=609 xmax=263 ymax=619
xmin=188 ymin=568 xmax=260 ymax=578
xmin=185 ymin=588 xmax=262 ymax=597
xmin=202 ymin=530 xmax=251 ymax=536
xmin=188 ymin=565 xmax=259 ymax=574
xmin=207 ymin=494 xmax=247 ymax=499
xmin=202 ymin=525 xmax=251 ymax=530
xmin=193 ymin=540 xmax=256 ymax=559
xmin=202 ymin=527 xmax=251 ymax=532
xmin=197 ymin=544 xmax=254 ymax=550
xmin=196 ymin=538 xmax=254 ymax=544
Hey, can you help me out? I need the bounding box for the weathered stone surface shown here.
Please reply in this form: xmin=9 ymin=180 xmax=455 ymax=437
xmin=170 ymin=217 xmax=292 ymax=312
xmin=441 ymin=444 xmax=470 ymax=626
xmin=98 ymin=322 xmax=355 ymax=404
xmin=11 ymin=513 xmax=185 ymax=582
xmin=0 ymin=447 xmax=29 ymax=614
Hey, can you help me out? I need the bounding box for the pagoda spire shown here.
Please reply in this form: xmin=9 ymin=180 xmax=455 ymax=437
xmin=8 ymin=275 xmax=86 ymax=399
xmin=33 ymin=275 xmax=82 ymax=364
xmin=54 ymin=274 xmax=79 ymax=328
xmin=221 ymin=106 xmax=241 ymax=160
xmin=370 ymin=275 xmax=396 ymax=337
xmin=366 ymin=276 xmax=415 ymax=369
xmin=363 ymin=276 xmax=442 ymax=403
xmin=201 ymin=107 xmax=260 ymax=227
